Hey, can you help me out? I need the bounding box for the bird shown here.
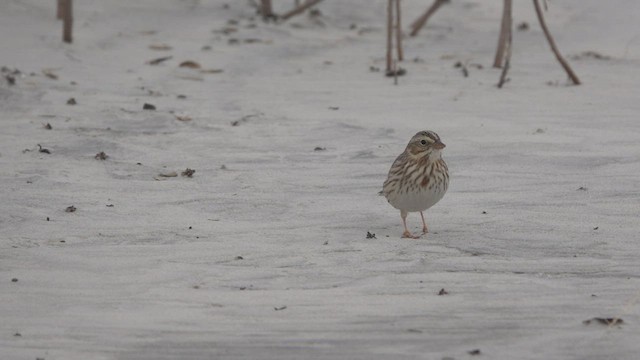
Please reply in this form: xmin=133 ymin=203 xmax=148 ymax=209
xmin=382 ymin=130 xmax=449 ymax=238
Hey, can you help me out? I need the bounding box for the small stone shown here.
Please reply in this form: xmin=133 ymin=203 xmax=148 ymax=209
xmin=12 ymin=278 xmax=18 ymax=282
xmin=179 ymin=60 xmax=201 ymax=69
xmin=143 ymin=103 xmax=156 ymax=110
xmin=157 ymin=171 xmax=178 ymax=178
xmin=65 ymin=205 xmax=77 ymax=213
xmin=66 ymin=98 xmax=77 ymax=105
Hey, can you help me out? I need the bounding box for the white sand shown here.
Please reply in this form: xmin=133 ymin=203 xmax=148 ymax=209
xmin=2 ymin=0 xmax=640 ymax=359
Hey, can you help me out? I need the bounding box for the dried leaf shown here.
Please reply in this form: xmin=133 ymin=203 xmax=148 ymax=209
xmin=95 ymin=152 xmax=108 ymax=160
xmin=37 ymin=144 xmax=51 ymax=154
xmin=181 ymin=168 xmax=195 ymax=177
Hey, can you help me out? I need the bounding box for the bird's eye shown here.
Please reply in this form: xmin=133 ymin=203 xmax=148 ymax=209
xmin=420 ymin=140 xmax=427 ymax=145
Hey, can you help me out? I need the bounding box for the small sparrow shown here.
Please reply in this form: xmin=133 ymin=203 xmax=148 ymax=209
xmin=382 ymin=131 xmax=449 ymax=238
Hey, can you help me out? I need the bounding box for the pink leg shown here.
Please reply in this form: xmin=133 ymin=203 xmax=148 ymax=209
xmin=420 ymin=211 xmax=428 ymax=234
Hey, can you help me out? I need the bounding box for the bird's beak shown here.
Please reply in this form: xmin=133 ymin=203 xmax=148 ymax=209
xmin=433 ymin=141 xmax=446 ymax=150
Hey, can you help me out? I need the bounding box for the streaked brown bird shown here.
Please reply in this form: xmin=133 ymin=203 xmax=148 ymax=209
xmin=382 ymin=131 xmax=449 ymax=238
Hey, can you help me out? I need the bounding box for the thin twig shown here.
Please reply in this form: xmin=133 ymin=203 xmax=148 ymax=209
xmin=497 ymin=27 xmax=512 ymax=88
xmin=280 ymin=0 xmax=324 ymax=21
xmin=409 ymin=0 xmax=447 ymax=37
xmin=395 ymin=0 xmax=404 ymax=61
xmin=493 ymin=0 xmax=512 ymax=68
xmin=533 ymin=0 xmax=580 ymax=85
xmin=386 ymin=0 xmax=394 ymax=73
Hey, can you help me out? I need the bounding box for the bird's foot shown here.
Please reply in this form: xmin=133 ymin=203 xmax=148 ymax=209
xmin=402 ymin=230 xmax=420 ymax=239
xmin=422 ymin=226 xmax=429 ymax=234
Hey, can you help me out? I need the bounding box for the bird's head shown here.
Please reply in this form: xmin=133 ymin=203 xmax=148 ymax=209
xmin=406 ymin=130 xmax=445 ymax=159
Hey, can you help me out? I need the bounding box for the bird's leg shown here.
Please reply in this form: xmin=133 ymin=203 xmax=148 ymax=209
xmin=401 ymin=210 xmax=419 ymax=239
xmin=420 ymin=211 xmax=428 ymax=234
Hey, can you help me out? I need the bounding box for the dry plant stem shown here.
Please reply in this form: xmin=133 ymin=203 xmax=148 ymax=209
xmin=497 ymin=30 xmax=512 ymax=88
xmin=493 ymin=0 xmax=512 ymax=68
xmin=280 ymin=0 xmax=324 ymax=21
xmin=394 ymin=60 xmax=399 ymax=85
xmin=409 ymin=0 xmax=447 ymax=37
xmin=62 ymin=0 xmax=72 ymax=43
xmin=533 ymin=0 xmax=580 ymax=85
xmin=56 ymin=0 xmax=64 ymax=19
xmin=395 ymin=0 xmax=404 ymax=61
xmin=260 ymin=0 xmax=273 ymax=19
xmin=386 ymin=0 xmax=394 ymax=73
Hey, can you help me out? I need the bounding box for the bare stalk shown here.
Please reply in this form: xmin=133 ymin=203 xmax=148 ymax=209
xmin=533 ymin=0 xmax=580 ymax=85
xmin=497 ymin=27 xmax=512 ymax=88
xmin=386 ymin=0 xmax=394 ymax=73
xmin=260 ymin=0 xmax=273 ymax=19
xmin=493 ymin=0 xmax=512 ymax=68
xmin=56 ymin=0 xmax=64 ymax=19
xmin=280 ymin=0 xmax=324 ymax=21
xmin=395 ymin=0 xmax=403 ymax=61
xmin=409 ymin=0 xmax=447 ymax=37
xmin=62 ymin=0 xmax=72 ymax=43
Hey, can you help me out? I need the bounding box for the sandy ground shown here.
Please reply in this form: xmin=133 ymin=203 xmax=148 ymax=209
xmin=2 ymin=0 xmax=640 ymax=359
